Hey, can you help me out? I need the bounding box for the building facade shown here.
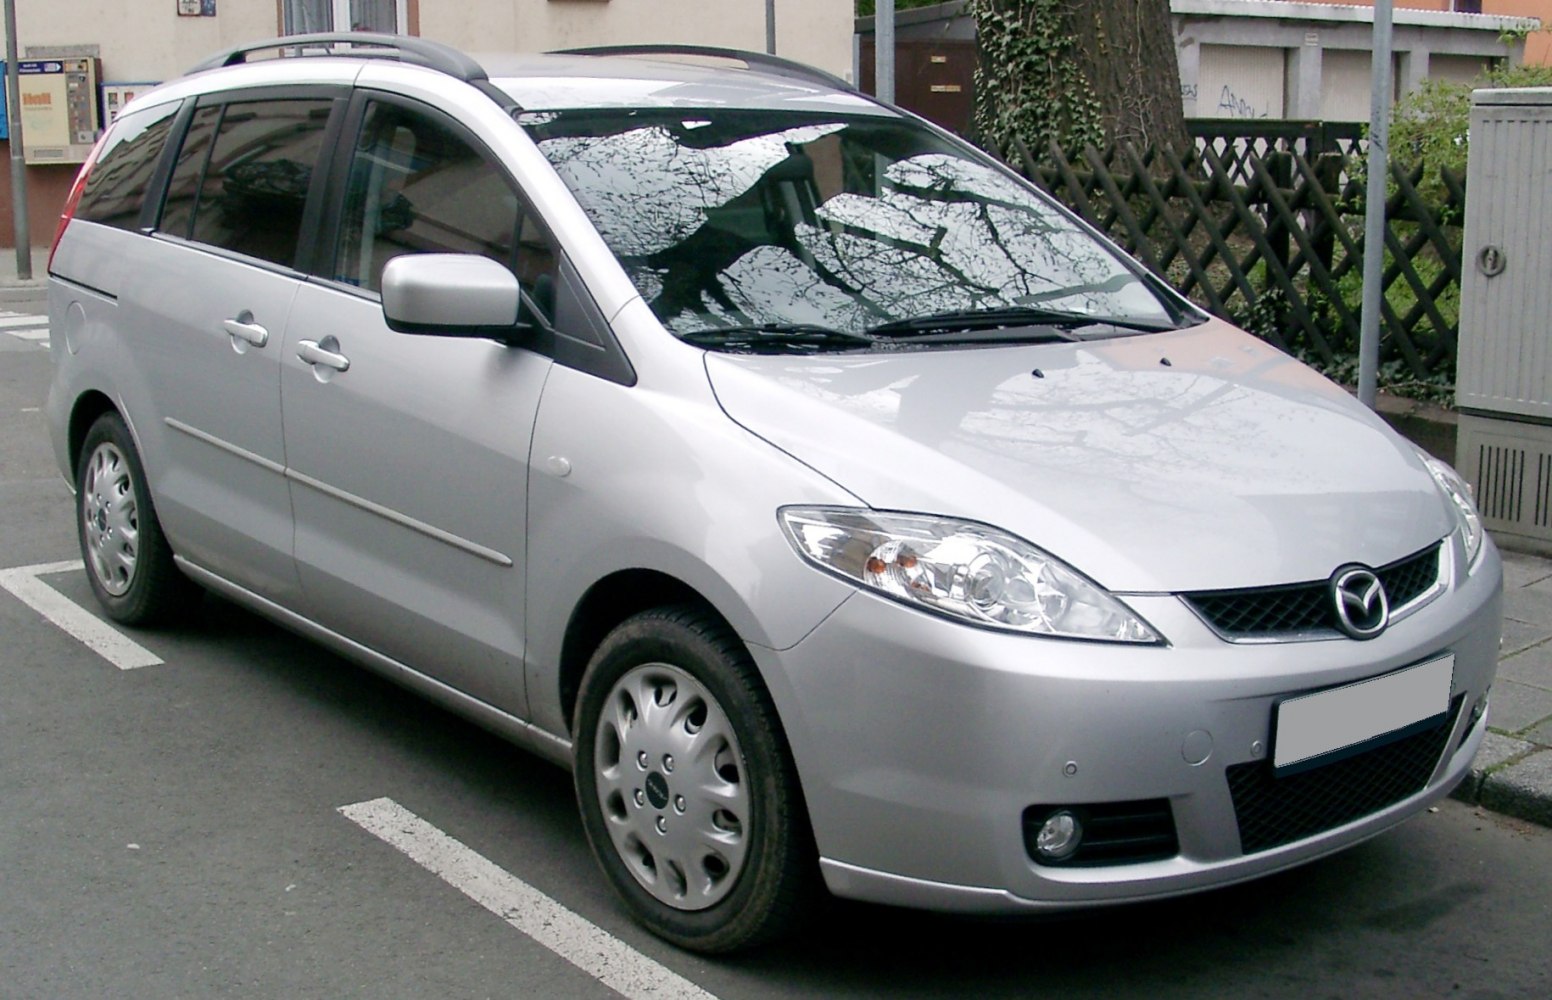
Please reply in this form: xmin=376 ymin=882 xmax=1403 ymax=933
xmin=1 ymin=0 xmax=854 ymax=246
xmin=855 ymin=0 xmax=1538 ymax=133
xmin=1297 ymin=0 xmax=1552 ymax=65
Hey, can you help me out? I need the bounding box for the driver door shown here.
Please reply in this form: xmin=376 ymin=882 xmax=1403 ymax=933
xmin=280 ymin=95 xmax=555 ymax=716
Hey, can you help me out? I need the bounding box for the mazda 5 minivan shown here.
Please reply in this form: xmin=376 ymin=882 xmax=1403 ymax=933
xmin=46 ymin=34 xmax=1502 ymax=952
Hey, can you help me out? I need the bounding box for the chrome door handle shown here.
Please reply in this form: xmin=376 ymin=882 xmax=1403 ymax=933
xmin=297 ymin=339 xmax=350 ymax=373
xmin=222 ymin=317 xmax=269 ymax=347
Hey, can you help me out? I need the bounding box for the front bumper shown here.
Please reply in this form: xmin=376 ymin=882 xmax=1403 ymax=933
xmin=752 ymin=535 xmax=1503 ymax=913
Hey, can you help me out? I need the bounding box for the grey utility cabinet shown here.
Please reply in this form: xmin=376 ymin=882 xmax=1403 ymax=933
xmin=1456 ymin=87 xmax=1552 ymax=553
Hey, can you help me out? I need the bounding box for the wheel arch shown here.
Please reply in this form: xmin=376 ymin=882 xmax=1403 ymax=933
xmin=557 ymin=568 xmax=716 ymax=738
xmin=67 ymin=390 xmax=123 ymax=476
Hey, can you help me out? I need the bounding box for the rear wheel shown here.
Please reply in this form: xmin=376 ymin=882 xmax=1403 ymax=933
xmin=573 ymin=606 xmax=814 ymax=953
xmin=76 ymin=412 xmax=197 ymax=624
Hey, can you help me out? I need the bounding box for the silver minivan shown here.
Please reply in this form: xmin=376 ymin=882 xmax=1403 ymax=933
xmin=47 ymin=34 xmax=1502 ymax=952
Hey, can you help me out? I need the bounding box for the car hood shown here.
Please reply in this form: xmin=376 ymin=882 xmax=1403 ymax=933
xmin=704 ymin=319 xmax=1454 ymax=592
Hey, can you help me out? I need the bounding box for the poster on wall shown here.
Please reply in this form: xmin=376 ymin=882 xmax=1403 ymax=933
xmin=102 ymin=83 xmax=161 ymax=123
xmin=17 ymin=58 xmax=101 ymax=164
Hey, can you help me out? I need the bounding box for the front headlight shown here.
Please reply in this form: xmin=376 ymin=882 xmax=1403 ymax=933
xmin=1421 ymin=453 xmax=1484 ymax=567
xmin=779 ymin=507 xmax=1162 ymax=643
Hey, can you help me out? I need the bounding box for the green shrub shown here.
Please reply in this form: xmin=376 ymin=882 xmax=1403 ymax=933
xmin=1389 ymin=62 xmax=1552 ymax=206
xmin=855 ymin=0 xmax=945 ymax=16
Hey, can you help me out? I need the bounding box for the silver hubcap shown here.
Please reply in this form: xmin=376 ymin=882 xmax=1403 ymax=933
xmin=594 ymin=663 xmax=750 ymax=910
xmin=82 ymin=442 xmax=139 ymax=597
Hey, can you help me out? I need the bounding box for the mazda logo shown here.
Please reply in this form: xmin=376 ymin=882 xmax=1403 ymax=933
xmin=1330 ymin=566 xmax=1389 ymax=639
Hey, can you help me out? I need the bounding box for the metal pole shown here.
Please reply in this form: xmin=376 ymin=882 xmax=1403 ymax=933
xmin=1358 ymin=0 xmax=1394 ymax=409
xmin=765 ymin=0 xmax=775 ymax=55
xmin=876 ymin=0 xmax=895 ymax=105
xmin=4 ymin=0 xmax=31 ymax=278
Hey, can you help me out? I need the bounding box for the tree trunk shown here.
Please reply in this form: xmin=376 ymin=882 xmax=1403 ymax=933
xmin=1068 ymin=0 xmax=1190 ymax=150
xmin=971 ymin=0 xmax=1189 ymax=155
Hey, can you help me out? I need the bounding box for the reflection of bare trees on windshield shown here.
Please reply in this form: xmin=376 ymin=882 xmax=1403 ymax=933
xmin=536 ymin=116 xmax=1168 ymax=337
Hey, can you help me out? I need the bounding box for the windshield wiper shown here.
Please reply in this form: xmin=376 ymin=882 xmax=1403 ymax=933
xmin=678 ymin=323 xmax=877 ymax=354
xmin=865 ymin=307 xmax=1177 ymax=339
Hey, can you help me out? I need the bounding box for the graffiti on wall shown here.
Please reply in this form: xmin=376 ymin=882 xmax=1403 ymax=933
xmin=1216 ymin=84 xmax=1272 ymax=119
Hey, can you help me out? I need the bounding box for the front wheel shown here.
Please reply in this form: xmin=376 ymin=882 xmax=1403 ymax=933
xmin=76 ymin=412 xmax=197 ymax=624
xmin=573 ymin=606 xmax=814 ymax=953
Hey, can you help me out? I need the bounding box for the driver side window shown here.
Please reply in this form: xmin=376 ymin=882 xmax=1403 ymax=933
xmin=334 ymin=100 xmax=558 ymax=321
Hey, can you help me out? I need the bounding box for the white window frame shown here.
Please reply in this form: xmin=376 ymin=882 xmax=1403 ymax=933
xmin=285 ymin=0 xmax=407 ymax=35
xmin=332 ymin=0 xmax=409 ymax=36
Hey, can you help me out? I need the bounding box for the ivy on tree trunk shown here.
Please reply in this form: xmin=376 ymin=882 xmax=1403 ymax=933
xmin=970 ymin=0 xmax=1189 ymax=155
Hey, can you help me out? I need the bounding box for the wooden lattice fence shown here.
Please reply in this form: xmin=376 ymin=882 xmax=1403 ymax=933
xmin=999 ymin=125 xmax=1466 ymax=386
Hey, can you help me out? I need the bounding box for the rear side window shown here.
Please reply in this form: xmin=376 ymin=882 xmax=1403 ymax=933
xmin=75 ymin=102 xmax=180 ymax=231
xmin=161 ymin=99 xmax=333 ymax=268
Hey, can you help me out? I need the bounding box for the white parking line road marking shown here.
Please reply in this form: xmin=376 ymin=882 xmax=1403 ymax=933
xmin=339 ymin=798 xmax=720 ymax=1000
xmin=0 ymin=561 xmax=163 ymax=670
xmin=0 ymin=314 xmax=50 ymax=343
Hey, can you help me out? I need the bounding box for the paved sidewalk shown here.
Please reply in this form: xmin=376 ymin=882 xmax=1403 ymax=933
xmin=0 ymin=246 xmax=48 ymax=303
xmin=4 ymin=240 xmax=1548 ymax=827
xmin=1452 ymin=548 xmax=1552 ymax=827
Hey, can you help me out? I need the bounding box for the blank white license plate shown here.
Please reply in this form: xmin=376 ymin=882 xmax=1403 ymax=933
xmin=1273 ymin=654 xmax=1454 ymax=774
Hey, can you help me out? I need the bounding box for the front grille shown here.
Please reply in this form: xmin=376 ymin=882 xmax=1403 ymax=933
xmin=1022 ymin=799 xmax=1178 ymax=867
xmin=1227 ymin=695 xmax=1462 ymax=855
xmin=1377 ymin=545 xmax=1442 ymax=607
xmin=1184 ymin=542 xmax=1442 ymax=639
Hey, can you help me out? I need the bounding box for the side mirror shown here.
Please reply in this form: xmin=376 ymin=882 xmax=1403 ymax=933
xmin=381 ymin=253 xmax=524 ymax=341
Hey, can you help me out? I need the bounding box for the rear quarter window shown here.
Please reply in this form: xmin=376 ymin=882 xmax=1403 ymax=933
xmin=75 ymin=102 xmax=181 ymax=231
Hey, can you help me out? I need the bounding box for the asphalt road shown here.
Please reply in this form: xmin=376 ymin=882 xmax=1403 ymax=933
xmin=3 ymin=304 xmax=1551 ymax=1000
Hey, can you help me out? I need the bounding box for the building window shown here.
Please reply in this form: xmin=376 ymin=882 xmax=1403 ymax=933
xmin=283 ymin=0 xmax=406 ymax=34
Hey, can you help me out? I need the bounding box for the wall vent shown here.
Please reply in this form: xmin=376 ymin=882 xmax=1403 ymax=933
xmin=1459 ymin=415 xmax=1552 ymax=551
xmin=1536 ymin=453 xmax=1552 ymax=530
xmin=1476 ymin=443 xmax=1525 ymax=523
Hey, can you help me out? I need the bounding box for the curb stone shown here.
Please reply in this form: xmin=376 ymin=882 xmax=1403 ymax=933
xmin=1477 ymin=749 xmax=1552 ymax=828
xmin=1451 ymin=731 xmax=1537 ymax=804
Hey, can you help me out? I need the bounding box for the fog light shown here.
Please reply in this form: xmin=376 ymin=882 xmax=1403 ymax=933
xmin=1035 ymin=810 xmax=1083 ymax=861
xmin=1467 ymin=689 xmax=1490 ymax=730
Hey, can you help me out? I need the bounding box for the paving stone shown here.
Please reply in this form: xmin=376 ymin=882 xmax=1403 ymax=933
xmin=1478 ymin=749 xmax=1552 ymax=828
xmin=1499 ymin=550 xmax=1552 ymax=589
xmin=1526 ymin=717 xmax=1552 ymax=747
xmin=1504 ymin=584 xmax=1552 ymax=627
xmin=1451 ymin=731 xmax=1536 ymax=803
xmin=1497 ymin=637 xmax=1552 ymax=690
xmin=1500 ymin=618 xmax=1552 ymax=658
xmin=1488 ymin=679 xmax=1552 ymax=734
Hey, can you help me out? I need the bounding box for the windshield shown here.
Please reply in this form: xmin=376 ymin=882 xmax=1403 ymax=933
xmin=521 ymin=109 xmax=1180 ymax=345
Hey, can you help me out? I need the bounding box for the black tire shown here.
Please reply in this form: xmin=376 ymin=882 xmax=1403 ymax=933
xmin=573 ymin=605 xmax=815 ymax=953
xmin=75 ymin=412 xmax=198 ymax=625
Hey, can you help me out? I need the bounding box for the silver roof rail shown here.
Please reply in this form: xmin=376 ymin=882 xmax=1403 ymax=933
xmin=186 ymin=32 xmax=488 ymax=82
xmin=549 ymin=44 xmax=856 ymax=94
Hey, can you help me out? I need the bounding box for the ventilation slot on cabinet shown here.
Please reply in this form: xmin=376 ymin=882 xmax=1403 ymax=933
xmin=1537 ymin=453 xmax=1552 ymax=530
xmin=1477 ymin=443 xmax=1525 ymax=523
xmin=1459 ymin=416 xmax=1552 ymax=549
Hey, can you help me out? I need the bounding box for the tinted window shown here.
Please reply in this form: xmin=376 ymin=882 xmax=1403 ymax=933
xmin=76 ymin=102 xmax=180 ymax=231
xmin=334 ymin=100 xmax=557 ymax=318
xmin=157 ymin=105 xmax=221 ymax=238
xmin=184 ymin=100 xmax=333 ymax=268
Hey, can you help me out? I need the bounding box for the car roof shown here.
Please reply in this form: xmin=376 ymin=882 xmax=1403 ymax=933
xmin=476 ymin=51 xmax=886 ymax=115
xmin=167 ymin=35 xmax=886 ymax=119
